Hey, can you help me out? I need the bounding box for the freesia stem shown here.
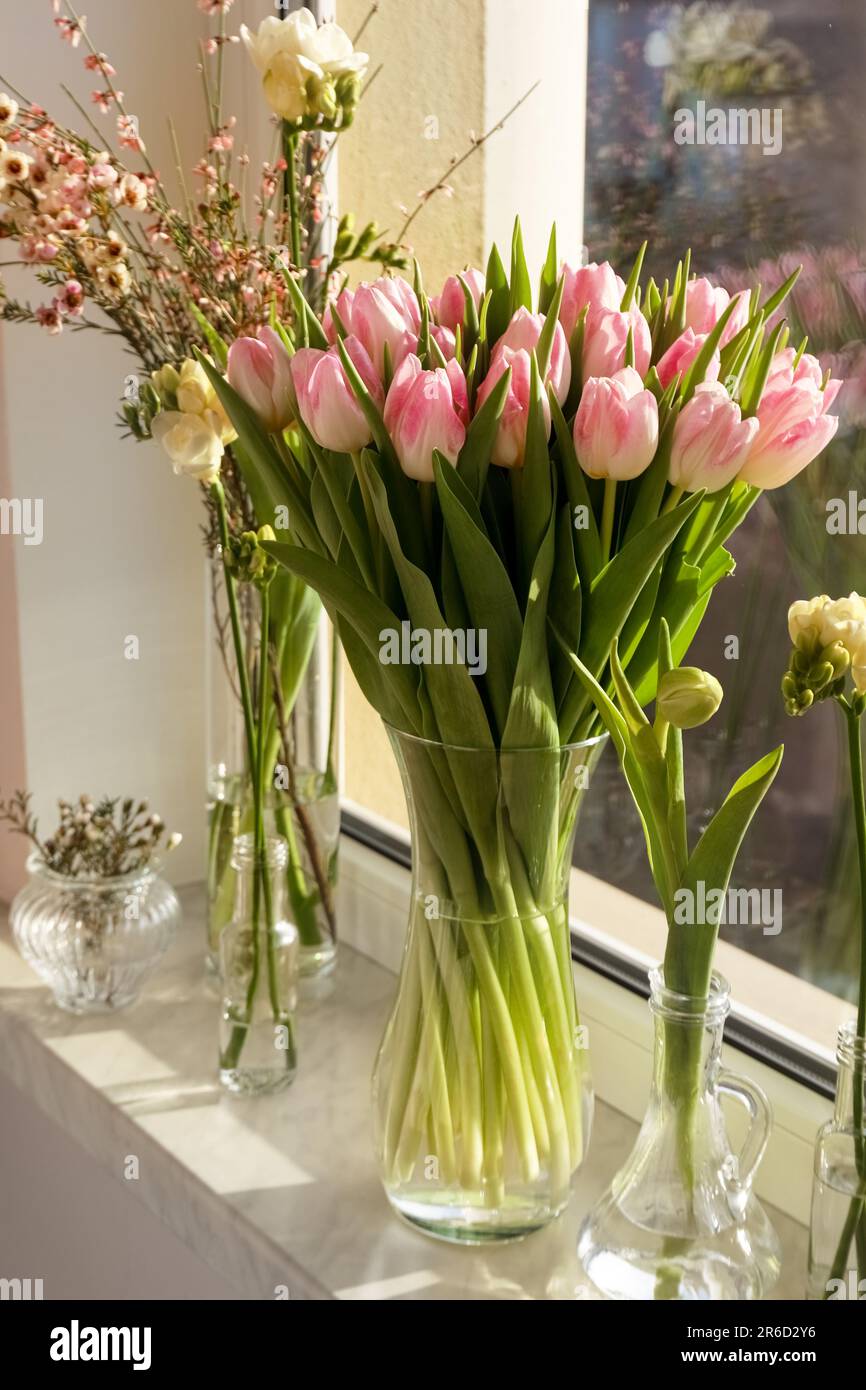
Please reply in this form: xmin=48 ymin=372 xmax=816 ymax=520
xmin=825 ymin=705 xmax=866 ymax=1293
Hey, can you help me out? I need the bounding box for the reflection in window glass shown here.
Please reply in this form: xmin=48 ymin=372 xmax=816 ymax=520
xmin=577 ymin=0 xmax=866 ymax=1003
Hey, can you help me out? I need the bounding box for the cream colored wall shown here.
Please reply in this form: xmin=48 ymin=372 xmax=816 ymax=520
xmin=337 ymin=0 xmax=586 ymax=829
xmin=339 ymin=0 xmax=489 ymax=829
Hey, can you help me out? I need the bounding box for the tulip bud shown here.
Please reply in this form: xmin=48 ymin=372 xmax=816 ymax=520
xmin=474 ymin=346 xmax=550 ymax=470
xmin=582 ymin=304 xmax=651 ymax=380
xmin=227 ymin=327 xmax=294 ymax=433
xmin=656 ymin=667 xmax=723 ymax=729
xmin=573 ymin=367 xmax=659 ymax=481
xmin=291 ymin=336 xmax=383 ymax=453
xmin=383 ymin=355 xmax=467 ymax=481
xmin=495 ymin=307 xmax=571 ymax=405
xmin=668 ymin=383 xmax=758 ymax=494
xmin=738 ymin=352 xmax=841 ymax=490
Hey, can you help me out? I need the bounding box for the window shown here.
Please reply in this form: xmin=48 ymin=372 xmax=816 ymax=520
xmin=335 ymin=0 xmax=860 ymax=1070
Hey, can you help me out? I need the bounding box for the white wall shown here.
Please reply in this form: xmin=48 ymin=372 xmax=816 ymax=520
xmin=0 ymin=1 xmax=270 ymax=895
xmin=483 ymin=0 xmax=588 ymax=274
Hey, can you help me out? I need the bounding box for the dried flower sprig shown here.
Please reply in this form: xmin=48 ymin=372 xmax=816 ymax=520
xmin=0 ymin=790 xmax=181 ymax=878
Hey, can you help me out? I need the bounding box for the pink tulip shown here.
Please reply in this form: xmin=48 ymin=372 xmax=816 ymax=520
xmin=383 ymin=355 xmax=468 ymax=481
xmin=291 ymin=335 xmax=383 ymax=454
xmin=573 ymin=367 xmax=659 ymax=481
xmin=656 ymin=327 xmax=721 ymax=391
xmin=738 ymin=353 xmax=841 ymax=490
xmin=431 ymin=267 xmax=485 ymax=332
xmin=668 ymin=383 xmax=759 ymax=494
xmin=560 ymin=260 xmax=625 ymax=340
xmin=323 ymin=287 xmax=355 ymax=343
xmin=494 ymin=307 xmax=571 ymax=405
xmin=582 ymin=304 xmax=652 ymax=380
xmin=684 ymin=279 xmax=750 ymax=346
xmin=475 ymin=346 xmax=551 ymax=470
xmin=227 ymin=326 xmax=295 ymax=433
xmin=349 ymin=276 xmax=420 ymax=376
xmin=430 ymin=324 xmax=457 ymax=361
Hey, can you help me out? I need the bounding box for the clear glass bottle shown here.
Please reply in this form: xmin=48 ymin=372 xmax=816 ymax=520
xmin=219 ymin=834 xmax=299 ymax=1096
xmin=808 ymin=1022 xmax=866 ymax=1300
xmin=206 ymin=558 xmax=341 ymax=984
xmin=578 ymin=968 xmax=781 ymax=1299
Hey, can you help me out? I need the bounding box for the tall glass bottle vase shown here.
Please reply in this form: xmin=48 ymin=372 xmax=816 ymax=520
xmin=219 ymin=833 xmax=299 ymax=1096
xmin=372 ymin=728 xmax=605 ymax=1243
xmin=206 ymin=557 xmax=341 ymax=982
xmin=808 ymin=1023 xmax=866 ymax=1300
xmin=578 ymin=968 xmax=781 ymax=1299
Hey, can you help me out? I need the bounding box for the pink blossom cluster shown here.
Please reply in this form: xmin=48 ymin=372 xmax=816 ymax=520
xmin=226 ymin=257 xmax=840 ymax=495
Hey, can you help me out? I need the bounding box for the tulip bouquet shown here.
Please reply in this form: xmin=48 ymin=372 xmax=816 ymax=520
xmin=782 ymin=593 xmax=866 ymax=1295
xmin=188 ymin=216 xmax=839 ymax=1227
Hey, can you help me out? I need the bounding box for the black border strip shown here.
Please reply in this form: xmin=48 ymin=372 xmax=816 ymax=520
xmin=341 ymin=810 xmax=836 ymax=1099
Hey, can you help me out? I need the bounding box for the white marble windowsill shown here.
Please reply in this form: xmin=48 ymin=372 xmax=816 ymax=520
xmin=0 ymin=885 xmax=808 ymax=1300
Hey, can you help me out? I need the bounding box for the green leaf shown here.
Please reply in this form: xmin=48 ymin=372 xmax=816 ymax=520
xmin=537 ymin=223 xmax=558 ymax=315
xmin=509 ymin=217 xmax=533 ymax=314
xmin=196 ymin=354 xmax=321 ymax=553
xmin=502 ymin=508 xmax=560 ymax=899
xmin=190 ymin=303 xmax=228 ymax=367
xmin=511 ymin=355 xmax=553 ymax=604
xmin=485 ymin=242 xmax=510 ymax=343
xmin=535 ymin=274 xmax=565 ymax=379
xmin=261 ymin=541 xmax=420 ymax=731
xmin=759 ymin=264 xmax=801 ymax=322
xmin=549 ymin=505 xmax=582 ymax=714
xmin=457 ymin=364 xmax=510 ymax=501
xmin=561 ymin=491 xmax=704 ymax=737
xmin=282 ymin=269 xmax=329 ymax=349
xmin=549 ymin=390 xmax=602 ymax=583
xmin=620 ymin=241 xmax=647 ymax=311
xmin=665 ymin=747 xmax=784 ymax=998
xmin=434 ymin=453 xmax=522 ymax=739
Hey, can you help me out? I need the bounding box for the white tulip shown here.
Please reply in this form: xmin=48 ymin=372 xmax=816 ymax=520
xmin=152 ymin=411 xmax=224 ymax=483
xmin=787 ymin=595 xmax=830 ymax=647
xmin=819 ymin=592 xmax=866 ymax=652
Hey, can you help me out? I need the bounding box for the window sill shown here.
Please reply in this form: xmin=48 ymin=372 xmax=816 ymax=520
xmin=0 ymin=873 xmax=809 ymax=1300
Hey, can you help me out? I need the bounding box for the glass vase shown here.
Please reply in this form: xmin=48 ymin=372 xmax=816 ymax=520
xmin=11 ymin=853 xmax=179 ymax=1013
xmin=808 ymin=1022 xmax=866 ymax=1300
xmin=372 ymin=728 xmax=605 ymax=1243
xmin=578 ymin=968 xmax=781 ymax=1299
xmin=206 ymin=557 xmax=341 ymax=982
xmin=219 ymin=833 xmax=299 ymax=1096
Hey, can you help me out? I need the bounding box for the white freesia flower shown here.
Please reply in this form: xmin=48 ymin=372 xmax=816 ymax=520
xmin=240 ymin=9 xmax=367 ymax=123
xmin=176 ymin=358 xmax=215 ymax=415
xmin=850 ymin=630 xmax=866 ymax=695
xmin=787 ymin=595 xmax=830 ymax=646
xmin=819 ymin=592 xmax=866 ymax=652
xmin=152 ymin=411 xmax=224 ymax=483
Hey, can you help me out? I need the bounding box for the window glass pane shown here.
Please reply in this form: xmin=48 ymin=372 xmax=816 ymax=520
xmin=580 ymin=0 xmax=865 ymax=1005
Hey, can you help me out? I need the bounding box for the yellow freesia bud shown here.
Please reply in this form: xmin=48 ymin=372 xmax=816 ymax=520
xmin=151 ymin=363 xmax=180 ymax=406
